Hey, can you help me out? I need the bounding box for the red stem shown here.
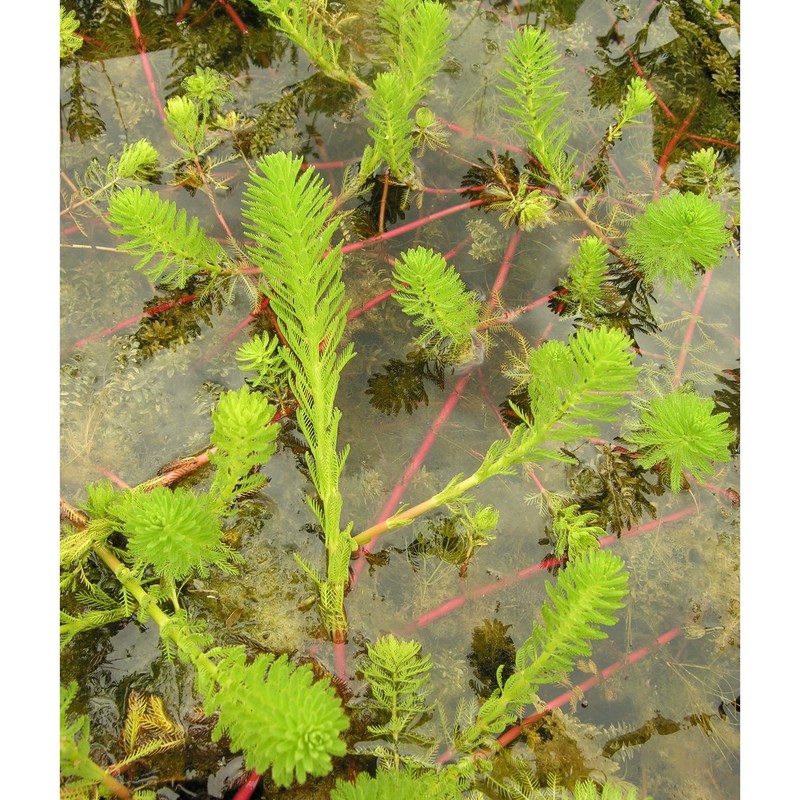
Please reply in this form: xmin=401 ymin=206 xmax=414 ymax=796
xmin=443 ymin=119 xmax=532 ymax=159
xmin=231 ymin=769 xmax=261 ymax=800
xmin=127 ymin=11 xmax=167 ymax=125
xmin=349 ymin=227 xmax=521 ymax=579
xmin=672 ymin=269 xmax=713 ymax=388
xmin=79 ymin=32 xmax=108 ymax=50
xmin=339 ymin=199 xmax=487 ymax=256
xmin=656 ymin=97 xmax=702 ymax=188
xmin=71 ymin=295 xmax=198 ymax=349
xmin=393 ymin=505 xmax=699 ymax=638
xmin=476 ymin=627 xmax=682 ymax=759
xmin=487 ymin=230 xmax=522 ymax=308
xmin=216 ymin=0 xmax=249 ymax=35
xmin=347 ymin=289 xmax=396 ymax=323
xmin=175 ymin=0 xmax=194 ymax=23
xmin=624 ymin=49 xmax=674 ymax=122
xmin=352 ymin=371 xmax=475 ymax=579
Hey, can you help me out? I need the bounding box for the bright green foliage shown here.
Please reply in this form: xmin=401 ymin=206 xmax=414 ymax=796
xmin=209 ymin=387 xmax=280 ymax=513
xmin=205 ymin=651 xmax=348 ymax=786
xmin=108 ymin=186 xmax=227 ymax=288
xmin=412 ymin=106 xmax=450 ymax=154
xmin=61 ymin=583 xmax=131 ymax=649
xmin=626 ymin=390 xmax=735 ymax=491
xmin=392 ymin=246 xmax=481 ymax=358
xmin=119 ymin=486 xmax=242 ymax=583
xmin=382 ymin=328 xmax=639 ymax=533
xmin=60 ymin=681 xmax=94 ymax=781
xmin=74 ymin=140 xmax=160 ymax=211
xmin=524 ymin=327 xmax=638 ymax=440
xmin=60 ymin=5 xmax=83 ymax=59
xmin=499 ymin=26 xmax=575 ymax=195
xmin=359 ymin=635 xmax=435 ymax=768
xmin=165 ymin=95 xmax=207 ymax=154
xmin=62 ymin=681 xmax=153 ymax=798
xmin=117 ymin=139 xmax=161 ymax=181
xmin=460 ymin=549 xmax=628 ymax=751
xmin=516 ymin=547 xmax=628 ymax=687
xmin=250 ymin=0 xmax=357 ymax=88
xmin=378 ymin=0 xmax=450 ymax=101
xmin=678 ymin=147 xmax=735 ymax=196
xmin=363 ymin=71 xmax=417 ymax=180
xmin=242 ymin=152 xmax=355 ymax=638
xmin=487 ymin=760 xmax=649 ymax=800
xmin=331 ymin=768 xmax=462 ymax=800
xmin=605 ymin=77 xmax=656 ymax=143
xmin=563 ymin=235 xmax=610 ymax=319
xmin=235 ymin=331 xmax=292 ymax=396
xmin=623 ymin=192 xmax=730 ymax=289
xmin=551 ymin=504 xmax=605 ymax=559
xmin=362 ymin=0 xmax=450 ymax=181
xmin=182 ymin=67 xmax=233 ymax=117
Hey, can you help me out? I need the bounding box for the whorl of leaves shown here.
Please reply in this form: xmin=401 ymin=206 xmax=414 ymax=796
xmin=392 ymin=246 xmax=481 ymax=356
xmin=625 ymin=390 xmax=735 ymax=491
xmin=331 ymin=768 xmax=461 ymax=800
xmin=209 ymin=387 xmax=279 ymax=513
xmin=561 ymin=235 xmax=610 ymax=320
xmin=498 ymin=26 xmax=575 ymax=194
xmin=205 ymin=650 xmax=348 ymax=786
xmin=622 ymin=192 xmax=730 ymax=289
xmin=119 ymin=487 xmax=241 ymax=583
xmin=462 ymin=549 xmax=628 ymax=750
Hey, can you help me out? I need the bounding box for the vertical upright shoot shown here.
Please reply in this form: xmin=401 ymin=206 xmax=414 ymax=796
xmin=242 ymin=152 xmax=355 ymax=640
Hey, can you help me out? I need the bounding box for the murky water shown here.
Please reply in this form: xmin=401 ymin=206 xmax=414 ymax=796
xmin=60 ymin=1 xmax=739 ymax=797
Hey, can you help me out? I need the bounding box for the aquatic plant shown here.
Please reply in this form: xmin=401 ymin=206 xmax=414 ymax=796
xmin=391 ymin=246 xmax=483 ymax=360
xmin=625 ymin=390 xmax=736 ymax=491
xmin=622 ymin=192 xmax=731 ymax=289
xmin=60 ymin=1 xmax=739 ymax=796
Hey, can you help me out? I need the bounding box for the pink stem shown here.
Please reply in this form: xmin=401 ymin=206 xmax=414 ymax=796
xmin=487 ymin=230 xmax=522 ymax=308
xmin=351 ymin=371 xmax=475 ymax=581
xmin=128 ymin=12 xmax=167 ymax=125
xmin=347 ymin=288 xmax=396 ymax=322
xmin=71 ymin=295 xmax=198 ymax=349
xmin=672 ymin=269 xmax=713 ymax=389
xmin=490 ymin=627 xmax=682 ymax=755
xmin=339 ymin=199 xmax=487 ymax=256
xmin=656 ymin=98 xmax=701 ymax=189
xmin=442 ymin=119 xmax=532 ymax=159
xmin=231 ymin=769 xmax=261 ymax=800
xmin=216 ymin=0 xmax=249 ymax=35
xmin=437 ymin=626 xmax=682 ymax=765
xmin=393 ymin=505 xmax=698 ymax=638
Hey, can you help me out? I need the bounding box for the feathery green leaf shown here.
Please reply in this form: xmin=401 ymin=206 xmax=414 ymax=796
xmin=392 ymin=246 xmax=481 ymax=357
xmin=205 ymin=651 xmax=348 ymax=785
xmin=119 ymin=487 xmax=242 ymax=583
xmin=606 ymin=77 xmax=656 ymax=143
xmin=364 ymin=71 xmax=417 ymax=180
xmin=209 ymin=387 xmax=279 ymax=513
xmin=108 ymin=186 xmax=227 ymax=288
xmin=622 ymin=192 xmax=731 ymax=289
xmin=498 ymin=27 xmax=575 ymax=194
xmin=60 ymin=5 xmax=83 ymax=59
xmin=562 ymin=235 xmax=610 ymax=319
xmin=182 ymin=67 xmax=233 ymax=118
xmin=242 ymin=151 xmax=354 ymax=637
xmin=462 ymin=549 xmax=628 ymax=749
xmin=625 ymin=390 xmax=735 ymax=491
